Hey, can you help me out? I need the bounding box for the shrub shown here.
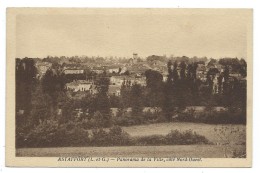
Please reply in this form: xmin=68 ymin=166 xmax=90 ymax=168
xmin=175 ymin=107 xmax=246 ymax=124
xmin=63 ymin=125 xmax=90 ymax=147
xmin=113 ymin=114 xmax=143 ymax=126
xmin=113 ymin=110 xmax=166 ymax=126
xmin=107 ymin=126 xmax=134 ymax=146
xmin=24 ymin=119 xmax=60 ymax=147
xmin=90 ymin=126 xmax=133 ymax=146
xmin=90 ymin=128 xmax=110 ymax=146
xmin=166 ymin=129 xmax=210 ymax=145
xmin=19 ymin=119 xmax=90 ymax=148
xmin=133 ymin=129 xmax=210 ymax=146
xmin=135 ymin=135 xmax=166 ymax=146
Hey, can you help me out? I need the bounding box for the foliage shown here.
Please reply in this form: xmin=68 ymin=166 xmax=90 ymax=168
xmin=18 ymin=120 xmax=90 ymax=148
xmin=176 ymin=107 xmax=246 ymax=124
xmin=165 ymin=129 xmax=210 ymax=145
xmin=146 ymin=55 xmax=167 ymax=62
xmin=16 ymin=58 xmax=37 ymax=127
xmin=130 ymin=84 xmax=143 ymax=117
xmin=133 ymin=129 xmax=210 ymax=146
xmin=135 ymin=135 xmax=166 ymax=146
xmin=17 ymin=123 xmax=210 ymax=148
xmin=144 ymin=70 xmax=164 ymax=107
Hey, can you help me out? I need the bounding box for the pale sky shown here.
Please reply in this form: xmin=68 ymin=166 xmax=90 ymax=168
xmin=16 ymin=9 xmax=250 ymax=59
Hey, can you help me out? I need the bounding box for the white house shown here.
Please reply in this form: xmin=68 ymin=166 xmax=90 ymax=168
xmin=64 ymin=69 xmax=84 ymax=75
xmin=65 ymin=80 xmax=94 ymax=92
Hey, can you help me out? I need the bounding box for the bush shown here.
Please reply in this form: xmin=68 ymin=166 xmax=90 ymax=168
xmin=135 ymin=135 xmax=166 ymax=146
xmin=166 ymin=129 xmax=210 ymax=145
xmin=133 ymin=129 xmax=210 ymax=146
xmin=113 ymin=114 xmax=143 ymax=126
xmin=176 ymin=107 xmax=246 ymax=124
xmin=24 ymin=120 xmax=60 ymax=147
xmin=113 ymin=110 xmax=166 ymax=126
xmin=19 ymin=120 xmax=90 ymax=148
xmin=107 ymin=126 xmax=134 ymax=146
xmin=90 ymin=128 xmax=110 ymax=146
xmin=200 ymin=109 xmax=246 ymax=124
xmin=90 ymin=126 xmax=133 ymax=146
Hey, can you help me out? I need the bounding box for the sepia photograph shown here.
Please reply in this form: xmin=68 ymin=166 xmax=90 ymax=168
xmin=6 ymin=8 xmax=252 ymax=167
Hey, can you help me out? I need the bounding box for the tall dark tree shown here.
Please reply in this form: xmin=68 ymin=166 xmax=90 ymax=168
xmin=145 ymin=69 xmax=164 ymax=107
xmin=130 ymin=84 xmax=143 ymax=118
xmin=94 ymin=73 xmax=111 ymax=126
xmin=42 ymin=64 xmax=65 ymax=117
xmin=15 ymin=58 xmax=37 ymax=124
xmin=179 ymin=61 xmax=187 ymax=80
xmin=163 ymin=61 xmax=179 ymax=120
xmin=30 ymin=84 xmax=52 ymax=124
xmin=120 ymin=79 xmax=132 ymax=108
xmin=15 ymin=58 xmax=38 ymax=148
xmin=239 ymin=59 xmax=247 ymax=77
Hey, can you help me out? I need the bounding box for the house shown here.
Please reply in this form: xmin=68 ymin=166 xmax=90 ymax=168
xmin=92 ymin=67 xmax=105 ymax=74
xmin=108 ymin=68 xmax=120 ymax=74
xmin=110 ymin=75 xmax=147 ymax=87
xmin=119 ymin=66 xmax=128 ymax=74
xmin=229 ymin=73 xmax=241 ymax=78
xmin=110 ymin=76 xmax=126 ymax=86
xmin=183 ymin=106 xmax=228 ymax=115
xmin=108 ymin=66 xmax=121 ymax=74
xmin=108 ymin=85 xmax=121 ymax=96
xmin=64 ymin=69 xmax=84 ymax=75
xmin=127 ymin=63 xmax=149 ymax=74
xmin=65 ymin=80 xmax=96 ymax=92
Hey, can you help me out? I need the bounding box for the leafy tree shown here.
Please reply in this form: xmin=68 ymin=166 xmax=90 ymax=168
xmin=145 ymin=69 xmax=164 ymax=107
xmin=15 ymin=58 xmax=38 ymax=132
xmin=120 ymin=79 xmax=132 ymax=108
xmin=163 ymin=61 xmax=178 ymax=120
xmin=15 ymin=58 xmax=37 ymax=114
xmin=42 ymin=64 xmax=65 ymax=117
xmin=93 ymin=73 xmax=111 ymax=127
xmin=239 ymin=59 xmax=247 ymax=77
xmin=95 ymin=74 xmax=110 ymax=94
xmin=179 ymin=61 xmax=187 ymax=80
xmin=146 ymin=55 xmax=167 ymax=62
xmin=30 ymin=84 xmax=53 ymax=124
xmin=130 ymin=84 xmax=143 ymax=117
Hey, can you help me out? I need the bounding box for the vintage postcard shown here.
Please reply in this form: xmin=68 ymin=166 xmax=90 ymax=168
xmin=6 ymin=8 xmax=252 ymax=167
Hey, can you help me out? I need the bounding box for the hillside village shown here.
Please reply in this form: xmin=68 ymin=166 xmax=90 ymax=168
xmin=34 ymin=53 xmax=246 ymax=98
xmin=15 ymin=54 xmax=247 ymax=149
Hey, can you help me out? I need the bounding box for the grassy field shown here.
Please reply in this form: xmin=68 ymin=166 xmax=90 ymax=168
xmin=16 ymin=122 xmax=246 ymax=158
